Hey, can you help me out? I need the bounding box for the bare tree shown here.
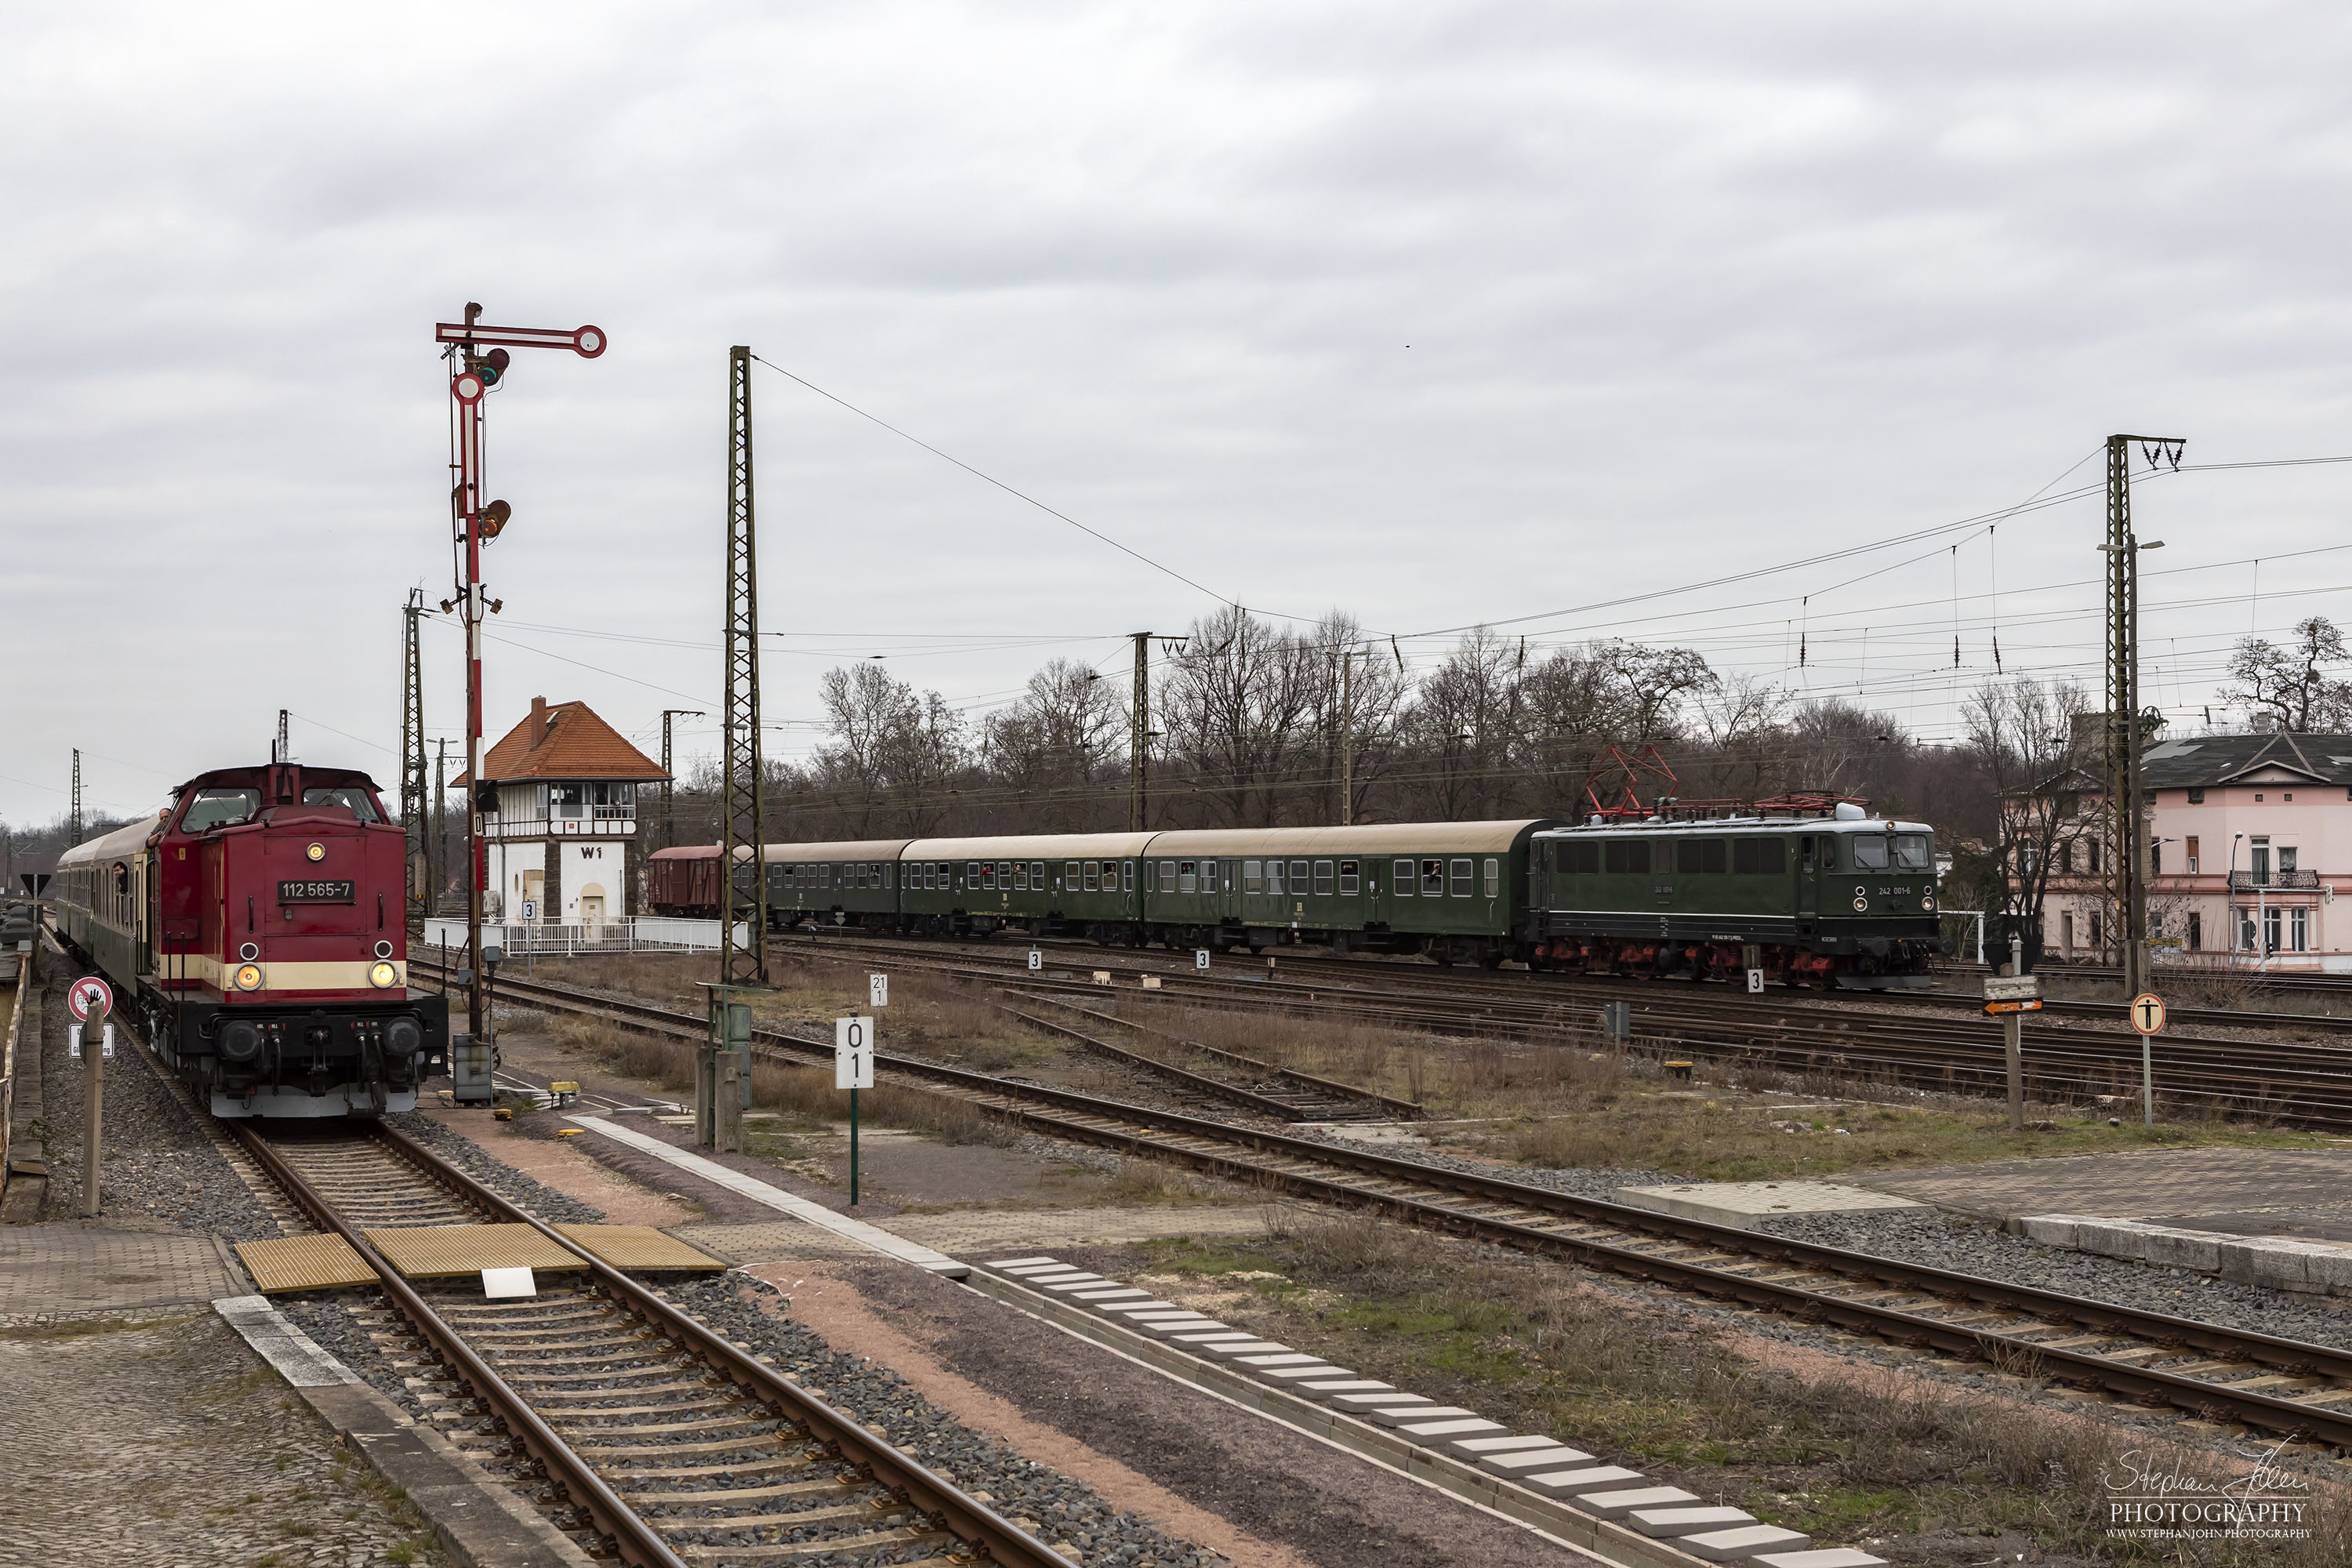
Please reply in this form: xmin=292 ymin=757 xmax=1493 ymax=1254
xmin=1160 ymin=606 xmax=1320 ymax=826
xmin=2220 ymin=616 xmax=2352 ymax=731
xmin=1962 ymin=674 xmax=2100 ymax=968
xmin=811 ymin=664 xmax=968 ymax=836
xmin=982 ymin=658 xmax=1127 ymax=830
xmin=1403 ymin=627 xmax=1527 ymax=819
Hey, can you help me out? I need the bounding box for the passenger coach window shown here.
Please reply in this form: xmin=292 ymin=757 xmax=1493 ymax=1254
xmin=1449 ymin=858 xmax=1472 ymax=896
xmin=1313 ymin=861 xmax=1333 ymax=895
xmin=1484 ymin=858 xmax=1499 ymax=898
xmin=981 ymin=863 xmax=995 ymax=889
xmin=1676 ymin=840 xmax=1727 ymax=874
xmin=1002 ymin=860 xmax=1014 ymax=887
xmin=1394 ymin=858 xmax=1414 ymax=894
xmin=1014 ymin=863 xmax=1028 ymax=891
xmin=1202 ymin=861 xmax=1218 ymax=893
xmin=1084 ymin=863 xmax=1100 ymax=891
xmin=1245 ymin=860 xmax=1263 ymax=895
xmin=1338 ymin=860 xmax=1359 ymax=895
xmin=1422 ymin=859 xmax=1445 ymax=895
xmin=1853 ymin=836 xmax=1889 ymax=870
xmin=181 ymin=787 xmax=260 ymax=830
xmin=1893 ymin=834 xmax=1931 ymax=873
xmin=1064 ymin=860 xmax=1080 ymax=890
xmin=1031 ymin=861 xmax=1045 ymax=888
xmin=1179 ymin=862 xmax=1197 ymax=893
xmin=1604 ymin=840 xmax=1647 ymax=875
xmin=1266 ymin=862 xmax=1284 ymax=896
xmin=1732 ymin=839 xmax=1786 ymax=874
xmin=1289 ymin=860 xmax=1308 ymax=893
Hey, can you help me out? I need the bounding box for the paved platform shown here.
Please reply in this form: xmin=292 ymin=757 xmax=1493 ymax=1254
xmin=0 ymin=1221 xmax=249 ymax=1319
xmin=887 ymin=1203 xmax=1269 ymax=1251
xmin=1855 ymin=1144 xmax=2352 ymax=1229
xmin=1613 ymin=1180 xmax=1924 ymax=1230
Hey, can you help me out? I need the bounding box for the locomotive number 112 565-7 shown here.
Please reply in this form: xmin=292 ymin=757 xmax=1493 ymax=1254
xmin=278 ymin=880 xmax=355 ymax=902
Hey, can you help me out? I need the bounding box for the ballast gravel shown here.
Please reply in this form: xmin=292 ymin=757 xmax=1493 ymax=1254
xmin=1759 ymin=1206 xmax=2352 ymax=1352
xmin=660 ymin=1272 xmax=1225 ymax=1568
xmin=384 ymin=1110 xmax=608 ymax=1224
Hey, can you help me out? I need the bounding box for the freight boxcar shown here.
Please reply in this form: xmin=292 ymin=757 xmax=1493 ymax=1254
xmin=647 ymin=844 xmax=723 ymax=917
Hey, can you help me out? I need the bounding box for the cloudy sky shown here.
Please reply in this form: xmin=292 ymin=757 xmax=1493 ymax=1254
xmin=9 ymin=2 xmax=2352 ymax=825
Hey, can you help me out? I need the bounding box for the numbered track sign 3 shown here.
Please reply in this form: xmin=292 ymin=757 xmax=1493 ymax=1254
xmin=1196 ymin=949 xmax=1210 ymax=971
xmin=834 ymin=1017 xmax=876 ymax=1089
xmin=868 ymin=972 xmax=888 ymax=1008
xmin=1028 ymin=949 xmax=1043 ymax=971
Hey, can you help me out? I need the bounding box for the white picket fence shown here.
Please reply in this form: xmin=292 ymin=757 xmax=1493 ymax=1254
xmin=420 ymin=916 xmax=750 ymax=956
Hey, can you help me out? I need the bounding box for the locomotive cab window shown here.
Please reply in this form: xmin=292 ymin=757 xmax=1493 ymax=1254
xmin=1819 ymin=840 xmax=1838 ymax=871
xmin=181 ymin=787 xmax=260 ymax=831
xmin=1338 ymin=859 xmax=1360 ymax=895
xmin=1893 ymin=833 xmax=1931 ymax=872
xmin=1852 ymin=835 xmax=1890 ymax=871
xmin=301 ymin=786 xmax=381 ymax=822
xmin=1393 ymin=858 xmax=1414 ymax=894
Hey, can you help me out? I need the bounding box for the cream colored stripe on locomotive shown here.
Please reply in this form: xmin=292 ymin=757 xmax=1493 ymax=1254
xmin=172 ymin=953 xmax=405 ymax=991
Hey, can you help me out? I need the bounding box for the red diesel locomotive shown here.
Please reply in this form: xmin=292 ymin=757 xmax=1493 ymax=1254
xmin=53 ymin=762 xmax=450 ymax=1117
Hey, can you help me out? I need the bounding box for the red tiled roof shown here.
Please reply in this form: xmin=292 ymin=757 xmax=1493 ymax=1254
xmin=452 ymin=698 xmax=667 ymax=786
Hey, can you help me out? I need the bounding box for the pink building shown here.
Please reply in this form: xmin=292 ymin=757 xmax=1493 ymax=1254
xmin=2041 ymin=733 xmax=2352 ymax=971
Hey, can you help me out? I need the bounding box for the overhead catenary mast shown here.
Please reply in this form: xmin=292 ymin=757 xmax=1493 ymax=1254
xmin=719 ymin=347 xmax=767 ymax=985
xmin=401 ymin=590 xmax=428 ymax=922
xmin=434 ymin=304 xmax=607 ymax=1045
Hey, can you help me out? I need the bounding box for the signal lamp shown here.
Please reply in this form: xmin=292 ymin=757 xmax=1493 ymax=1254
xmin=234 ymin=964 xmax=264 ymax=991
xmin=368 ymin=960 xmax=398 ymax=989
xmin=479 ymin=499 xmax=512 ymax=541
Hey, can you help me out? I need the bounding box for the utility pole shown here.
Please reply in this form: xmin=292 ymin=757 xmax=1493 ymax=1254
xmin=434 ymin=303 xmax=608 ymax=1047
xmin=720 ymin=346 xmax=767 ymax=985
xmin=2103 ymin=433 xmax=2183 ymax=1004
xmin=661 ymin=710 xmax=704 ymax=849
xmin=1337 ymin=647 xmax=1367 ymax=826
xmin=69 ymin=750 xmax=82 ymax=845
xmin=401 ymin=591 xmax=428 ymax=922
xmin=1130 ymin=632 xmax=1152 ymax=832
xmin=433 ymin=739 xmax=448 ymax=916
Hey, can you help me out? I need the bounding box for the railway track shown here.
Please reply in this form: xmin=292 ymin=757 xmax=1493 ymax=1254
xmin=747 ymin=931 xmax=2352 ymax=1129
xmin=230 ymin=1118 xmax=1066 ymax=1568
xmin=448 ymin=965 xmax=2352 ymax=1453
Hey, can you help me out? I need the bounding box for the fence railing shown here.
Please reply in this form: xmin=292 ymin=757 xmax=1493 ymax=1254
xmin=2228 ymin=869 xmax=2320 ymax=891
xmin=420 ymin=916 xmax=750 ymax=956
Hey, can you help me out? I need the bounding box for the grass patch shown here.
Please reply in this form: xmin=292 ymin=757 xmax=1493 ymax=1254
xmin=1133 ymin=1212 xmax=2348 ymax=1566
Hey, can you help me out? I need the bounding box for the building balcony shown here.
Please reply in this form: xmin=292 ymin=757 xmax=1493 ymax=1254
xmin=482 ymin=815 xmax=637 ymax=840
xmin=2228 ymin=869 xmax=2318 ymax=891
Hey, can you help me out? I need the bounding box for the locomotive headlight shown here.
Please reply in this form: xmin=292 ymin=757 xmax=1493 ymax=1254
xmin=1851 ymin=895 xmax=1868 ymax=913
xmin=368 ymin=960 xmax=398 ymax=989
xmin=1922 ymin=894 xmax=1936 ymax=911
xmin=306 ymin=842 xmax=325 ymax=862
xmin=234 ymin=963 xmax=264 ymax=990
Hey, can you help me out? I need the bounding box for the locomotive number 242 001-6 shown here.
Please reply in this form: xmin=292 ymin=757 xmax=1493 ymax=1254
xmin=278 ymin=880 xmax=355 ymax=902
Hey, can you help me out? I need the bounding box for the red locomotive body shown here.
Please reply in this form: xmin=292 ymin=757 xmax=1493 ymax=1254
xmin=56 ymin=763 xmax=448 ymax=1118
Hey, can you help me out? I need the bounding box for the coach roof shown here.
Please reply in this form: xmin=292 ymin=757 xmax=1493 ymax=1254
xmin=1145 ymin=821 xmax=1554 ymax=856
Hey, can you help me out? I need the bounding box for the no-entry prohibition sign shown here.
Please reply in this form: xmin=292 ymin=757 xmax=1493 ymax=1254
xmin=67 ymin=975 xmax=113 ymax=1022
xmin=2129 ymin=993 xmax=2168 ymax=1036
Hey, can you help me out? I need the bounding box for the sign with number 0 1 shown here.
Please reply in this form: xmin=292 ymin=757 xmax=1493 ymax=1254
xmin=868 ymin=973 xmax=887 ymax=1008
xmin=834 ymin=1017 xmax=875 ymax=1088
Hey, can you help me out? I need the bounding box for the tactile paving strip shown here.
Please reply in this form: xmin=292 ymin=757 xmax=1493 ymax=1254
xmin=234 ymin=1232 xmax=379 ymax=1294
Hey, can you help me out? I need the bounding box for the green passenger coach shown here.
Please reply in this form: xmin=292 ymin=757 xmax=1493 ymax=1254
xmin=1528 ymin=808 xmax=1943 ymax=989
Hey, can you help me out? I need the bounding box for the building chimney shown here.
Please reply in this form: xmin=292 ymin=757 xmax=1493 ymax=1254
xmin=528 ymin=696 xmax=548 ymax=750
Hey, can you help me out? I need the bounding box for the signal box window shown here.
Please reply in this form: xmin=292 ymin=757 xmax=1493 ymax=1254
xmin=1338 ymin=859 xmax=1360 ymax=895
xmin=1731 ymin=839 xmax=1787 ymax=875
xmin=1313 ymin=861 xmax=1333 ymax=895
xmin=1394 ymin=858 xmax=1414 ymax=893
xmin=1180 ymin=861 xmax=1198 ymax=893
xmin=1677 ymin=839 xmax=1727 ymax=874
xmin=1421 ymin=859 xmax=1446 ymax=895
xmin=1083 ymin=862 xmax=1100 ymax=891
xmin=182 ymin=787 xmax=260 ymax=831
xmin=1603 ymin=840 xmax=1646 ymax=875
xmin=1448 ymin=858 xmax=1472 ymax=896
xmin=1245 ymin=860 xmax=1263 ymax=895
xmin=1483 ymin=858 xmax=1499 ymax=898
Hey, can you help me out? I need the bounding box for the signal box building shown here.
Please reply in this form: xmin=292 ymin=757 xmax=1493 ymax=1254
xmin=453 ymin=697 xmax=666 ymax=926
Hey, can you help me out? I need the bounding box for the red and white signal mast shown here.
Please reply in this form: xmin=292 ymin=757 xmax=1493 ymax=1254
xmin=434 ymin=304 xmax=607 ymax=1053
